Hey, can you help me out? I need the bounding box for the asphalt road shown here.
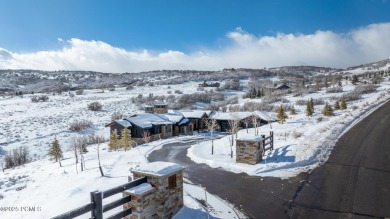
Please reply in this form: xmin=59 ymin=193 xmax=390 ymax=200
xmin=289 ymin=101 xmax=390 ymax=218
xmin=148 ymin=141 xmax=305 ymax=218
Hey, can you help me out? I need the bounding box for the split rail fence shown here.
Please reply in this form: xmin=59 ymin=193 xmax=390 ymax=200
xmin=52 ymin=177 xmax=147 ymax=219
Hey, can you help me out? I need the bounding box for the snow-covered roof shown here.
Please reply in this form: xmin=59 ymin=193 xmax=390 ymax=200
xmin=126 ymin=113 xmax=173 ymax=129
xmin=209 ymin=112 xmax=253 ymax=121
xmin=133 ymin=161 xmax=183 ymax=177
xmin=171 ymin=110 xmax=212 ymax=119
xmin=236 ymin=136 xmax=263 ymax=142
xmin=126 ymin=182 xmax=154 ymax=195
xmin=209 ymin=111 xmax=275 ymax=122
xmin=115 ymin=119 xmax=132 ymax=127
xmin=253 ymin=111 xmax=276 ymax=121
xmin=162 ymin=112 xmax=184 ymax=123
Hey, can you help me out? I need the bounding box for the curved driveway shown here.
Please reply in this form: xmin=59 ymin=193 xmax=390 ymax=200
xmin=289 ymin=101 xmax=390 ymax=218
xmin=148 ymin=142 xmax=304 ymax=218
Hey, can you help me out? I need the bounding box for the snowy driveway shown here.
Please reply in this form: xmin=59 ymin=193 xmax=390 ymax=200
xmin=148 ymin=141 xmax=305 ymax=219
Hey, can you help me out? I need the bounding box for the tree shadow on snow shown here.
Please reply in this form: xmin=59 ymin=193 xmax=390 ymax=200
xmin=263 ymin=144 xmax=296 ymax=163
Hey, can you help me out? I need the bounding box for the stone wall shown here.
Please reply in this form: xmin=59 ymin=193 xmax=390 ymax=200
xmin=236 ymin=139 xmax=264 ymax=165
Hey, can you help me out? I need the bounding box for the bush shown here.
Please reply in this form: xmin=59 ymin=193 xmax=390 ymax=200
xmin=326 ymin=86 xmax=343 ymax=93
xmin=111 ymin=112 xmax=124 ymax=120
xmin=75 ymin=90 xmax=84 ymax=95
xmin=87 ymin=101 xmax=102 ymax=111
xmin=69 ymin=120 xmax=93 ymax=132
xmin=174 ymin=90 xmax=183 ymax=94
xmin=108 ymin=87 xmax=116 ymax=91
xmin=31 ymin=95 xmax=49 ymax=102
xmin=341 ymin=92 xmax=362 ymax=102
xmin=126 ymin=85 xmax=134 ymax=90
xmin=292 ymin=130 xmax=303 ymax=139
xmin=4 ymin=146 xmax=29 ymax=169
xmin=312 ymin=98 xmax=325 ymax=106
xmin=354 ymin=85 xmax=378 ymax=95
xmin=295 ymin=99 xmax=307 ymax=106
xmin=262 ymin=96 xmax=282 ymax=104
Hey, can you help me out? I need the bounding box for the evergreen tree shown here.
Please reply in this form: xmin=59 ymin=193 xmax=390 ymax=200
xmin=290 ymin=105 xmax=297 ymax=115
xmin=120 ymin=127 xmax=132 ymax=151
xmin=340 ymin=98 xmax=347 ymax=110
xmin=306 ymin=99 xmax=313 ymax=116
xmin=322 ymin=102 xmax=334 ymax=116
xmin=309 ymin=98 xmax=314 ymax=111
xmin=48 ymin=138 xmax=63 ymax=167
xmin=108 ymin=130 xmax=119 ymax=151
xmin=276 ymin=105 xmax=288 ymax=124
xmin=334 ymin=100 xmax=340 ymax=110
xmin=352 ymin=75 xmax=359 ymax=85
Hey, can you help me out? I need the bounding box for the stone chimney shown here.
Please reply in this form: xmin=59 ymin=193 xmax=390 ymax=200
xmin=153 ymin=103 xmax=168 ymax=114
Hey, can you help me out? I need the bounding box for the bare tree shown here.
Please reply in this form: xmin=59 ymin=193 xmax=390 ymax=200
xmin=203 ymin=118 xmax=219 ymax=154
xmin=1 ymin=160 xmax=4 ymax=172
xmin=71 ymin=137 xmax=79 ymax=173
xmin=243 ymin=117 xmax=252 ymax=133
xmin=251 ymin=115 xmax=260 ymax=136
xmin=227 ymin=119 xmax=240 ymax=147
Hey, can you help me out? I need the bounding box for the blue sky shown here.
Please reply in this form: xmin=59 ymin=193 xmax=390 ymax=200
xmin=1 ymin=0 xmax=390 ymax=72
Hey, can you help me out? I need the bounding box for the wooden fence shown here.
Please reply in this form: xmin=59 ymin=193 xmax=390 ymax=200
xmin=261 ymin=131 xmax=274 ymax=156
xmin=52 ymin=177 xmax=147 ymax=219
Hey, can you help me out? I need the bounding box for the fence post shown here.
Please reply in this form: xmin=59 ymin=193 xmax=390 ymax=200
xmin=261 ymin=134 xmax=265 ymax=151
xmin=90 ymin=191 xmax=103 ymax=219
xmin=270 ymin=131 xmax=274 ymax=150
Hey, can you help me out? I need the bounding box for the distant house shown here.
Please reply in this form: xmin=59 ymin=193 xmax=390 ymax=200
xmin=198 ymin=80 xmax=221 ymax=88
xmin=209 ymin=111 xmax=274 ymax=132
xmin=171 ymin=110 xmax=212 ymax=131
xmin=274 ymin=84 xmax=291 ymax=90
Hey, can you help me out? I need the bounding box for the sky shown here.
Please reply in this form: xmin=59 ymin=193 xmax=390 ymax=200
xmin=1 ymin=0 xmax=390 ymax=72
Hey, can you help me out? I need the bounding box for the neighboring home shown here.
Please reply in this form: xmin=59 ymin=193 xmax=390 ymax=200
xmin=209 ymin=111 xmax=274 ymax=132
xmin=105 ymin=104 xmax=195 ymax=144
xmin=171 ymin=110 xmax=212 ymax=131
xmin=198 ymin=80 xmax=221 ymax=88
xmin=274 ymin=84 xmax=291 ymax=90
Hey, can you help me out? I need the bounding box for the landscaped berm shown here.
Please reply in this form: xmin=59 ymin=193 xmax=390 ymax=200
xmin=123 ymin=161 xmax=184 ymax=219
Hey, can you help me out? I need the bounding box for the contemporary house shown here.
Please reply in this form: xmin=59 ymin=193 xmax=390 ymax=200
xmin=209 ymin=111 xmax=274 ymax=132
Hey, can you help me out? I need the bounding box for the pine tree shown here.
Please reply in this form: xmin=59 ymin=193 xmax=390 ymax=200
xmin=322 ymin=102 xmax=334 ymax=116
xmin=306 ymin=100 xmax=313 ymax=116
xmin=309 ymin=98 xmax=314 ymax=111
xmin=120 ymin=127 xmax=132 ymax=151
xmin=290 ymin=105 xmax=297 ymax=115
xmin=108 ymin=130 xmax=119 ymax=151
xmin=340 ymin=98 xmax=347 ymax=110
xmin=352 ymin=75 xmax=359 ymax=85
xmin=276 ymin=105 xmax=287 ymax=124
xmin=48 ymin=138 xmax=63 ymax=167
xmin=334 ymin=100 xmax=340 ymax=110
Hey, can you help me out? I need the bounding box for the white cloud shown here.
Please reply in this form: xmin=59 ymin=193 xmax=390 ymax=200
xmin=1 ymin=22 xmax=390 ymax=72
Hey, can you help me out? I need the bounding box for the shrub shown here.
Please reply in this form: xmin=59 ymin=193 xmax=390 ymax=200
xmin=126 ymin=85 xmax=134 ymax=90
xmin=31 ymin=96 xmax=39 ymax=102
xmin=4 ymin=146 xmax=29 ymax=169
xmin=326 ymin=86 xmax=343 ymax=93
xmin=108 ymin=87 xmax=116 ymax=91
xmin=111 ymin=112 xmax=124 ymax=120
xmin=75 ymin=90 xmax=84 ymax=95
xmin=174 ymin=90 xmax=183 ymax=94
xmin=354 ymin=85 xmax=378 ymax=95
xmin=31 ymin=95 xmax=49 ymax=102
xmin=317 ymin=117 xmax=323 ymax=123
xmin=87 ymin=101 xmax=102 ymax=111
xmin=295 ymin=99 xmax=307 ymax=106
xmin=292 ymin=130 xmax=303 ymax=139
xmin=69 ymin=120 xmax=93 ymax=132
xmin=262 ymin=96 xmax=282 ymax=104
xmin=341 ymin=92 xmax=362 ymax=102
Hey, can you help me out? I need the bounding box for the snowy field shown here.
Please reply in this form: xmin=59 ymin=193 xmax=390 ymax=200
xmin=0 ymin=136 xmax=244 ymax=218
xmin=188 ymin=81 xmax=390 ymax=178
xmin=1 ymin=74 xmax=389 ymax=218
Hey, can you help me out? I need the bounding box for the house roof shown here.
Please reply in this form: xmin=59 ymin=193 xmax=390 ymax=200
xmin=125 ymin=113 xmax=173 ymax=129
xmin=209 ymin=111 xmax=275 ymax=121
xmin=162 ymin=112 xmax=184 ymax=123
xmin=105 ymin=119 xmax=132 ymax=127
xmin=171 ymin=110 xmax=212 ymax=119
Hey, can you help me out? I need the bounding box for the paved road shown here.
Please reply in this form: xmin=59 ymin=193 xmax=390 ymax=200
xmin=148 ymin=141 xmax=305 ymax=218
xmin=289 ymin=101 xmax=390 ymax=218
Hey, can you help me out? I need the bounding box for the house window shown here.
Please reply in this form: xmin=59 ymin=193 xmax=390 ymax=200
xmin=166 ymin=125 xmax=172 ymax=133
xmin=168 ymin=175 xmax=177 ymax=189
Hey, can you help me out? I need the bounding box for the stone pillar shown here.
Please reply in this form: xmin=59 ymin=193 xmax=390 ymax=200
xmin=125 ymin=162 xmax=184 ymax=219
xmin=236 ymin=137 xmax=264 ymax=165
